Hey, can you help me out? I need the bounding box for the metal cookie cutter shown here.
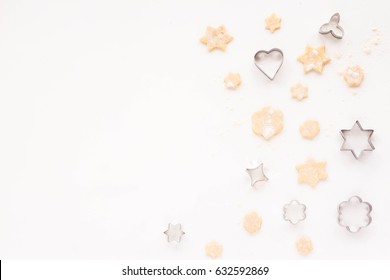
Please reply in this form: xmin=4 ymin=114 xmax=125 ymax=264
xmin=246 ymin=162 xmax=268 ymax=187
xmin=283 ymin=200 xmax=306 ymax=225
xmin=338 ymin=196 xmax=372 ymax=233
xmin=164 ymin=223 xmax=185 ymax=242
xmin=254 ymin=48 xmax=284 ymax=80
xmin=319 ymin=13 xmax=344 ymax=39
xmin=340 ymin=120 xmax=375 ymax=159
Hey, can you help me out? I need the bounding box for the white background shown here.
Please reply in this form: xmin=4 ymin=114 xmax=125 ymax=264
xmin=0 ymin=0 xmax=389 ymax=259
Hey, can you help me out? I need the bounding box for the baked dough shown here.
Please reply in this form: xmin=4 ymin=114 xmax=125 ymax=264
xmin=243 ymin=211 xmax=262 ymax=234
xmin=297 ymin=45 xmax=331 ymax=73
xmin=252 ymin=106 xmax=284 ymax=140
xmin=296 ymin=236 xmax=313 ymax=255
xmin=224 ymin=72 xmax=241 ymax=89
xmin=291 ymin=83 xmax=308 ymax=101
xmin=296 ymin=158 xmax=327 ymax=187
xmin=300 ymin=120 xmax=320 ymax=139
xmin=343 ymin=65 xmax=364 ymax=87
xmin=205 ymin=240 xmax=223 ymax=259
xmin=265 ymin=13 xmax=281 ymax=33
xmin=200 ymin=26 xmax=233 ymax=51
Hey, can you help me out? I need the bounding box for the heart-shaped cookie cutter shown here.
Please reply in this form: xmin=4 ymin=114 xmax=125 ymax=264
xmin=254 ymin=48 xmax=284 ymax=81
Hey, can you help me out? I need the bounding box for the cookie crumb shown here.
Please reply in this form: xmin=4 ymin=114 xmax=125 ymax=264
xmin=224 ymin=72 xmax=241 ymax=89
xmin=333 ymin=51 xmax=343 ymax=59
xmin=205 ymin=240 xmax=223 ymax=259
xmin=300 ymin=120 xmax=320 ymax=139
xmin=233 ymin=120 xmax=243 ymax=126
xmin=343 ymin=65 xmax=364 ymax=87
xmin=243 ymin=211 xmax=262 ymax=234
xmin=252 ymin=106 xmax=284 ymax=140
xmin=291 ymin=83 xmax=308 ymax=101
xmin=364 ymin=28 xmax=381 ymax=54
xmin=373 ymin=36 xmax=380 ymax=45
xmin=363 ymin=46 xmax=372 ymax=55
xmin=296 ymin=236 xmax=313 ymax=255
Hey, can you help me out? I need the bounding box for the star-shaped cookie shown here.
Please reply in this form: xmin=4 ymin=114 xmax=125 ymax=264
xmin=296 ymin=158 xmax=327 ymax=187
xmin=297 ymin=45 xmax=331 ymax=73
xmin=265 ymin=13 xmax=281 ymax=33
xmin=200 ymin=25 xmax=233 ymax=51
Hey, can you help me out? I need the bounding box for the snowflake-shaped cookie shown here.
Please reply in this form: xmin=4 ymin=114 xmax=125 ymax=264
xmin=200 ymin=25 xmax=233 ymax=51
xmin=297 ymin=45 xmax=331 ymax=73
xmin=295 ymin=158 xmax=327 ymax=187
xmin=265 ymin=13 xmax=281 ymax=33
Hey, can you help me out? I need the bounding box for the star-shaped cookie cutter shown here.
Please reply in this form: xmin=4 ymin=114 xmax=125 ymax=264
xmin=340 ymin=120 xmax=375 ymax=159
xmin=319 ymin=13 xmax=344 ymax=39
xmin=164 ymin=223 xmax=185 ymax=242
xmin=246 ymin=162 xmax=268 ymax=187
xmin=338 ymin=196 xmax=372 ymax=233
xmin=283 ymin=200 xmax=306 ymax=225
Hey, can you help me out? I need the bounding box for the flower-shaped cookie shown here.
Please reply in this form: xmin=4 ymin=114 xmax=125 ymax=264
xmin=300 ymin=120 xmax=320 ymax=139
xmin=283 ymin=200 xmax=306 ymax=225
xmin=343 ymin=65 xmax=364 ymax=87
xmin=291 ymin=83 xmax=308 ymax=101
xmin=338 ymin=196 xmax=372 ymax=233
xmin=205 ymin=240 xmax=223 ymax=259
xmin=251 ymin=106 xmax=284 ymax=140
xmin=243 ymin=211 xmax=263 ymax=233
xmin=296 ymin=236 xmax=313 ymax=255
xmin=224 ymin=72 xmax=241 ymax=89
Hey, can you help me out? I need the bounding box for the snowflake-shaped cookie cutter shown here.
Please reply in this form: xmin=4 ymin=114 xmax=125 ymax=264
xmin=283 ymin=200 xmax=306 ymax=225
xmin=338 ymin=196 xmax=372 ymax=233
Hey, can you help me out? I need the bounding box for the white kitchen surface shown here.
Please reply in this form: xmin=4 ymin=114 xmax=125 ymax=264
xmin=0 ymin=0 xmax=389 ymax=259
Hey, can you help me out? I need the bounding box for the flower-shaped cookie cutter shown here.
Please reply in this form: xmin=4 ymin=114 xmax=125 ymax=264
xmin=283 ymin=200 xmax=306 ymax=225
xmin=164 ymin=223 xmax=185 ymax=242
xmin=338 ymin=196 xmax=372 ymax=233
